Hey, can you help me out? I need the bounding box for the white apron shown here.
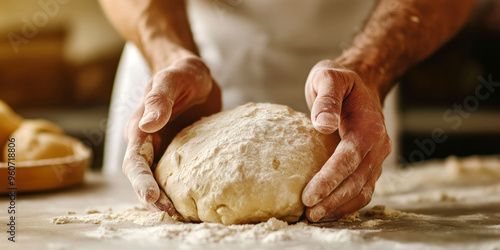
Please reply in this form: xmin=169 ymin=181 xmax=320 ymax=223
xmin=103 ymin=0 xmax=375 ymax=174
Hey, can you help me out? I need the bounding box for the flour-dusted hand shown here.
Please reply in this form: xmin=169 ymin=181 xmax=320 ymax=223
xmin=302 ymin=59 xmax=392 ymax=222
xmin=300 ymin=0 xmax=475 ymax=222
xmin=99 ymin=0 xmax=223 ymax=215
xmin=138 ymin=57 xmax=213 ymax=133
xmin=123 ymin=56 xmax=221 ymax=215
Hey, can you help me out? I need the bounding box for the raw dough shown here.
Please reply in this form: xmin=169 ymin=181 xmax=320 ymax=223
xmin=4 ymin=120 xmax=77 ymax=162
xmin=0 ymin=100 xmax=23 ymax=162
xmin=155 ymin=103 xmax=340 ymax=225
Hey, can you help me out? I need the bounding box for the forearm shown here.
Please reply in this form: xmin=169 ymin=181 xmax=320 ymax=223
xmin=99 ymin=0 xmax=198 ymax=73
xmin=336 ymin=0 xmax=476 ymax=100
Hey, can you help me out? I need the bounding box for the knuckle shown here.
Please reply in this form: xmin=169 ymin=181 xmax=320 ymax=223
xmin=336 ymin=167 xmax=350 ymax=181
xmin=163 ymin=58 xmax=211 ymax=81
xmin=361 ymin=186 xmax=374 ymax=203
xmin=121 ymin=160 xmax=128 ymax=174
xmin=313 ymin=97 xmax=342 ymax=119
xmin=328 ymin=189 xmax=352 ymax=210
xmin=330 ymin=189 xmax=354 ymax=211
xmin=375 ymin=167 xmax=383 ymax=180
xmin=317 ymin=175 xmax=336 ymax=197
xmin=121 ymin=158 xmax=136 ymax=175
xmin=363 ymin=193 xmax=373 ymax=207
xmin=314 ymin=68 xmax=356 ymax=86
xmin=316 ymin=68 xmax=338 ymax=81
xmin=145 ymin=91 xmax=166 ymax=108
xmin=333 ymin=206 xmax=348 ymax=218
xmin=372 ymin=122 xmax=386 ymax=139
xmin=352 ymin=180 xmax=365 ymax=196
xmin=156 ymin=68 xmax=183 ymax=80
xmin=316 ymin=93 xmax=342 ymax=107
xmin=326 ymin=197 xmax=341 ymax=211
xmin=124 ymin=122 xmax=133 ymax=142
xmin=364 ymin=121 xmax=386 ymax=146
xmin=383 ymin=136 xmax=393 ymax=157
xmin=337 ymin=157 xmax=357 ymax=178
xmin=362 ymin=196 xmax=373 ymax=208
xmin=185 ymin=57 xmax=210 ymax=73
xmin=136 ymin=169 xmax=152 ymax=178
xmin=316 ymin=59 xmax=333 ymax=67
xmin=122 ymin=150 xmax=134 ymax=174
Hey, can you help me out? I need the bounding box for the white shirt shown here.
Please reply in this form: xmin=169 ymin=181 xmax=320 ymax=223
xmin=188 ymin=0 xmax=374 ymax=112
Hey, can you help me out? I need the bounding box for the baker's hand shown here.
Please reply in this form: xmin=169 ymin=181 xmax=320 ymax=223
xmin=302 ymin=59 xmax=392 ymax=222
xmin=123 ymin=56 xmax=220 ymax=215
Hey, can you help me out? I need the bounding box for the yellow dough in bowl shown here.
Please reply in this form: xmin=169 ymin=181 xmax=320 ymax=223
xmin=4 ymin=120 xmax=78 ymax=162
xmin=0 ymin=100 xmax=23 ymax=162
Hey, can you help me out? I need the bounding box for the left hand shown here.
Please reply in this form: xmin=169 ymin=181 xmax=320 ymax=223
xmin=122 ymin=56 xmax=221 ymax=214
xmin=302 ymin=59 xmax=392 ymax=222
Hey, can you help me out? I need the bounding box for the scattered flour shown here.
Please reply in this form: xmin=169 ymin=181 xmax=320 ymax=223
xmin=360 ymin=220 xmax=383 ymax=227
xmin=376 ymin=155 xmax=500 ymax=195
xmin=338 ymin=212 xmax=360 ymax=222
xmin=47 ymin=155 xmax=500 ymax=248
xmin=85 ymin=208 xmax=107 ymax=215
xmin=375 ymin=155 xmax=500 ymax=205
xmin=52 ymin=208 xmax=178 ymax=226
xmin=51 ymin=208 xmax=375 ymax=244
xmin=364 ymin=205 xmax=418 ymax=219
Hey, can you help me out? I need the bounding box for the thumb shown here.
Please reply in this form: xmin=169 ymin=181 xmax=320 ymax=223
xmin=139 ymin=76 xmax=177 ymax=133
xmin=310 ymin=70 xmax=347 ymax=134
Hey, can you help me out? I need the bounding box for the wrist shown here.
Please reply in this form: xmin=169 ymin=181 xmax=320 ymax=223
xmin=141 ymin=37 xmax=197 ymax=74
xmin=333 ymin=48 xmax=393 ymax=101
xmin=170 ymin=56 xmax=211 ymax=76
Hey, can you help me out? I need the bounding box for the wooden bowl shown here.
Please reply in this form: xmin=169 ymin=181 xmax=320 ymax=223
xmin=0 ymin=140 xmax=92 ymax=193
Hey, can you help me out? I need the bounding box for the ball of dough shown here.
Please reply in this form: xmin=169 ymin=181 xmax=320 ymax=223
xmin=0 ymin=100 xmax=23 ymax=162
xmin=4 ymin=120 xmax=77 ymax=162
xmin=155 ymin=103 xmax=340 ymax=225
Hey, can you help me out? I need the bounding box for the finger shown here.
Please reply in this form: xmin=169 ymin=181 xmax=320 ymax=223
xmin=151 ymin=188 xmax=177 ymax=216
xmin=302 ymin=137 xmax=370 ymax=207
xmin=305 ymin=145 xmax=388 ymax=222
xmin=139 ymin=73 xmax=178 ymax=133
xmin=309 ymin=68 xmax=354 ymax=134
xmin=315 ymin=165 xmax=382 ymax=222
xmin=155 ymin=186 xmax=188 ymax=221
xmin=302 ymin=110 xmax=386 ymax=207
xmin=122 ymin=134 xmax=160 ymax=204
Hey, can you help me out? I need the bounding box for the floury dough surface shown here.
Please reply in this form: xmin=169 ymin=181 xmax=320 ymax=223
xmin=155 ymin=103 xmax=340 ymax=225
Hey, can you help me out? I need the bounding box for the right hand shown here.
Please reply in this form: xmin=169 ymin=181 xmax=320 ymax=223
xmin=123 ymin=56 xmax=221 ymax=215
xmin=302 ymin=60 xmax=392 ymax=222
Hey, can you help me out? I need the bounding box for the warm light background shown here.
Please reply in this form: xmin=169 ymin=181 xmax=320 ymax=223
xmin=0 ymin=0 xmax=124 ymax=169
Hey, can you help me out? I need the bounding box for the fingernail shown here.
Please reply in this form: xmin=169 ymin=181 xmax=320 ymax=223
xmin=313 ymin=206 xmax=326 ymax=222
xmin=166 ymin=205 xmax=176 ymax=216
xmin=307 ymin=194 xmax=319 ymax=206
xmin=139 ymin=111 xmax=159 ymax=127
xmin=315 ymin=112 xmax=338 ymax=127
xmin=142 ymin=186 xmax=157 ymax=204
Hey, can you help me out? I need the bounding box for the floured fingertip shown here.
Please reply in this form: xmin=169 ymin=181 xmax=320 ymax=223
xmin=313 ymin=112 xmax=339 ymax=134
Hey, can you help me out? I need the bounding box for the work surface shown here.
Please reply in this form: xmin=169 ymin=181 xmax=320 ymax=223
xmin=1 ymin=156 xmax=500 ymax=250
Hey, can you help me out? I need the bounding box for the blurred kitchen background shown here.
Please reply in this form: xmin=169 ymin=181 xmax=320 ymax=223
xmin=0 ymin=0 xmax=499 ymax=170
xmin=0 ymin=0 xmax=123 ymax=169
xmin=398 ymin=0 xmax=500 ymax=166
